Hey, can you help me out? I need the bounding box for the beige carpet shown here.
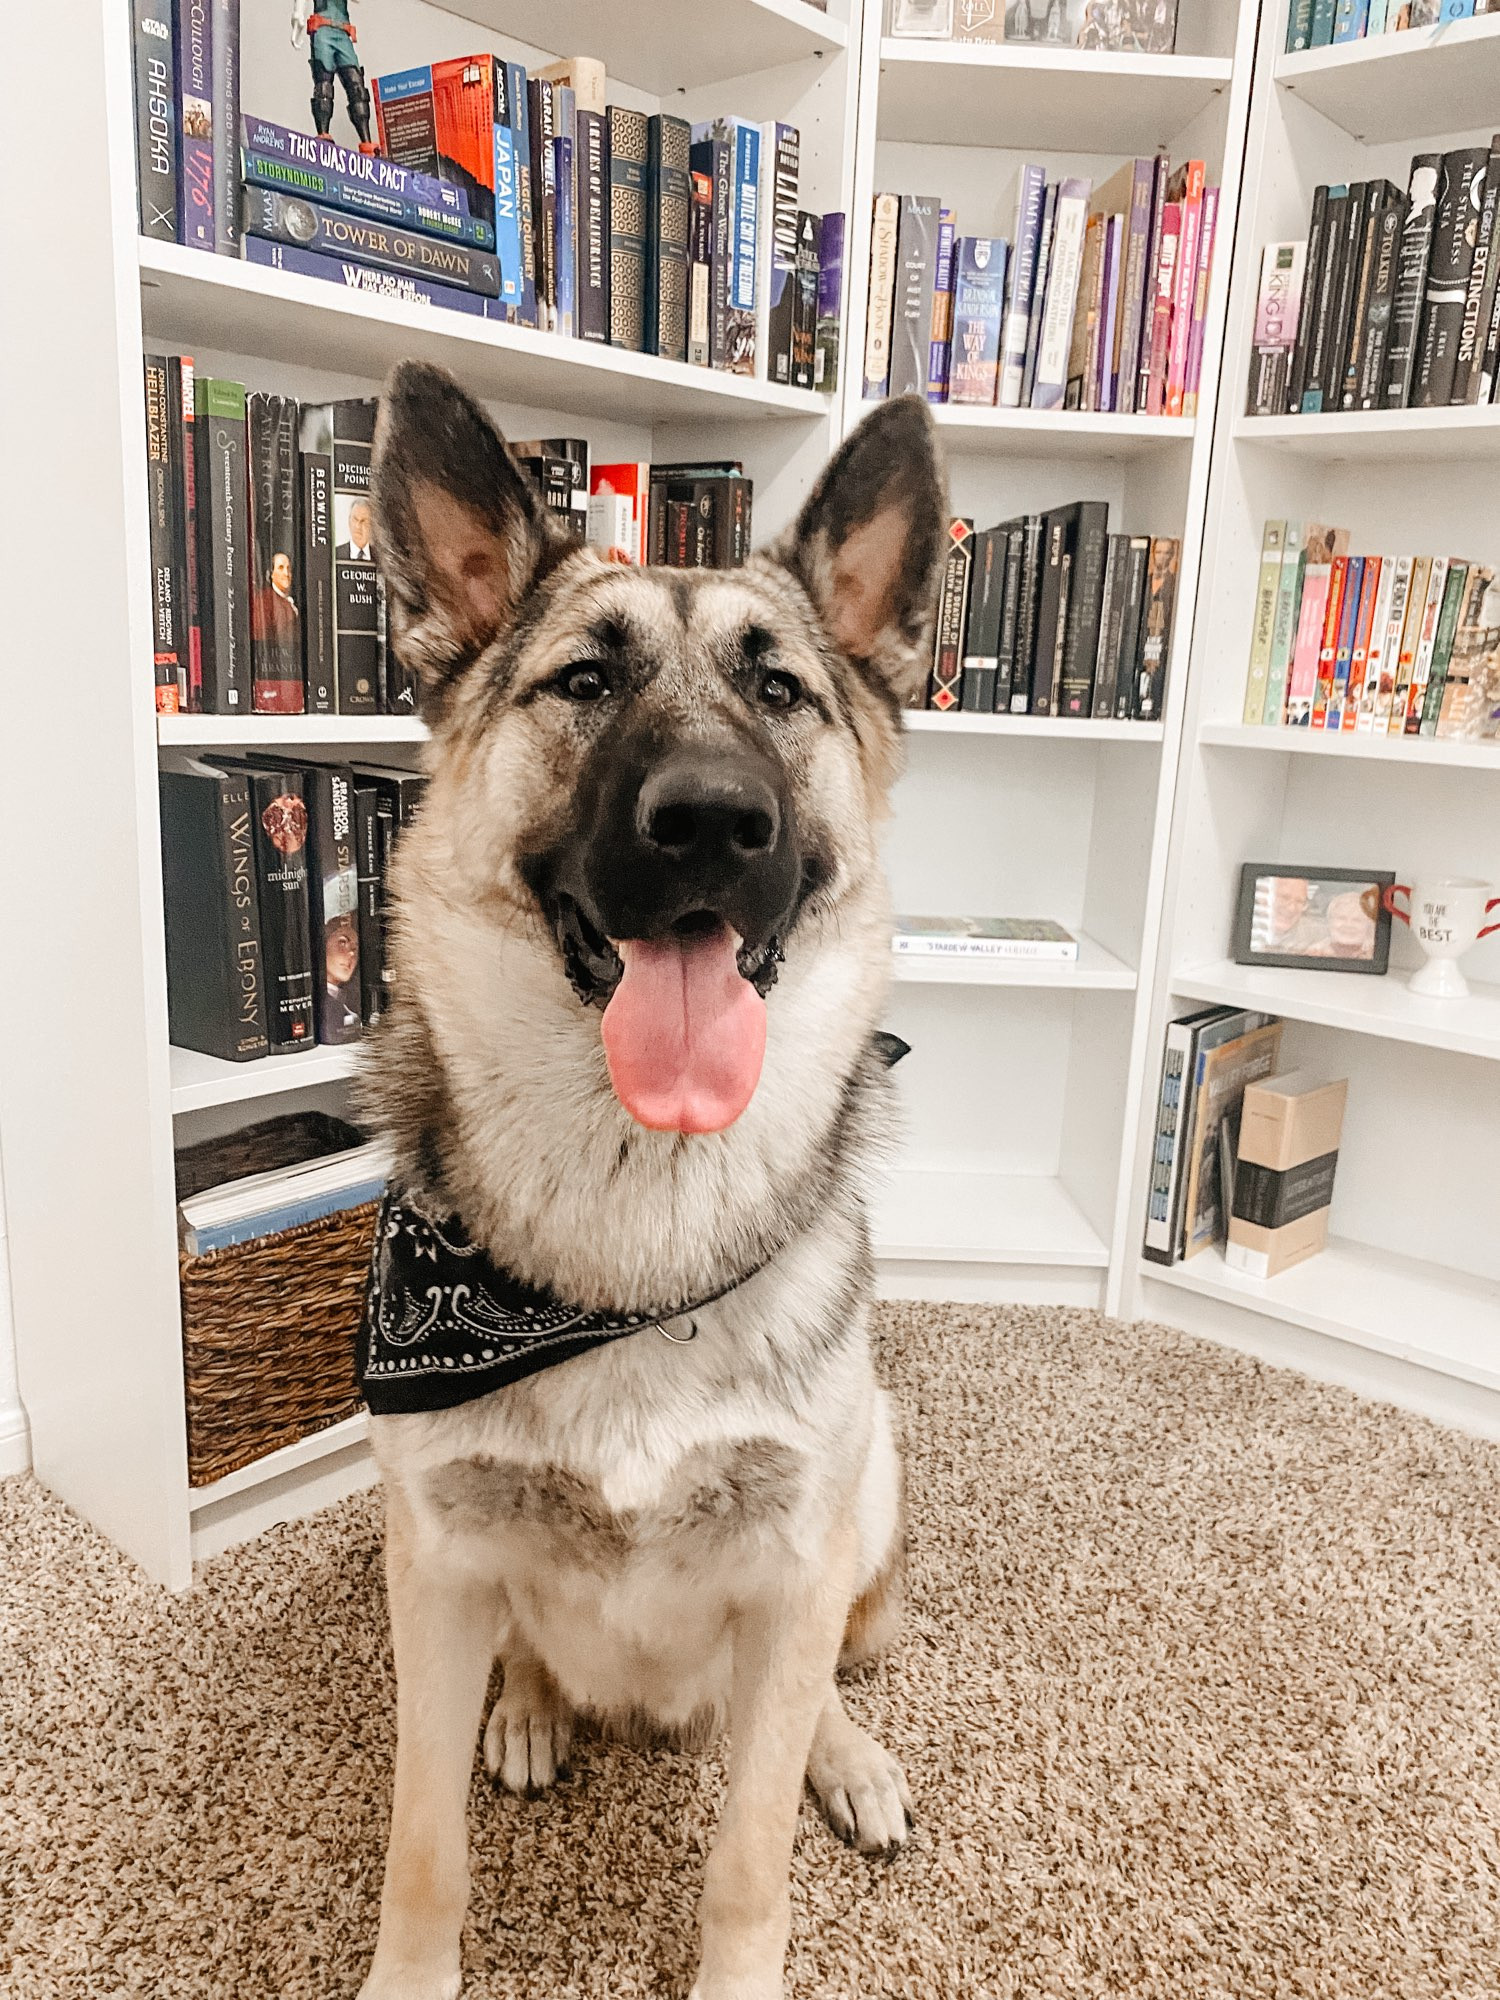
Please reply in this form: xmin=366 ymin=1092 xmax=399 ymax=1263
xmin=3 ymin=1304 xmax=1500 ymax=2000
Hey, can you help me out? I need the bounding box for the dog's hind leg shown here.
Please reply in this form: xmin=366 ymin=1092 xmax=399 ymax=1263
xmin=359 ymin=1494 xmax=500 ymax=2000
xmin=483 ymin=1643 xmax=574 ymax=1796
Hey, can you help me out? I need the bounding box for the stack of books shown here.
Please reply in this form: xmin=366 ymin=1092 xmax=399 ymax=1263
xmin=179 ymin=1140 xmax=390 ymax=1255
xmin=1240 ymin=521 xmax=1500 ymax=741
xmin=888 ymin=0 xmax=1179 ymax=51
xmin=1247 ymin=139 xmax=1500 ymax=415
xmin=160 ymin=757 xmax=424 ymax=1065
xmin=864 ymin=157 xmax=1220 ymax=417
xmin=926 ymin=506 xmax=1180 ymax=719
xmin=1286 ymin=0 xmax=1498 ymax=51
xmin=128 ymin=8 xmax=844 ymax=388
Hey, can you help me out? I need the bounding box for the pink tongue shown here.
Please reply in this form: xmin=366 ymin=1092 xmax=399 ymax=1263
xmin=601 ymin=928 xmax=767 ymax=1133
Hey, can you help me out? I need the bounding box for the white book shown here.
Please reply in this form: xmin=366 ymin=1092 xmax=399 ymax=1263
xmin=892 ymin=917 xmax=1078 ymax=961
xmin=1355 ymin=555 xmax=1397 ymax=733
xmin=180 ymin=1141 xmax=392 ymax=1255
xmin=1030 ymin=177 xmax=1091 ymax=412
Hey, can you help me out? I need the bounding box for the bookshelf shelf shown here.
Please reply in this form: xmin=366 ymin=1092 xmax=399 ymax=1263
xmin=873 ymin=1167 xmax=1108 ymax=1267
xmin=138 ymin=242 xmax=833 ymax=425
xmin=1141 ymin=1240 xmax=1500 ymax=1395
xmin=157 ymin=714 xmax=427 ymax=749
xmin=1235 ymin=404 xmax=1500 ymax=462
xmin=1275 ymin=16 xmax=1500 ymax=146
xmin=903 ymin=711 xmax=1164 ymax=741
xmin=930 ymin=403 xmax=1195 ymax=459
xmin=188 ymin=1410 xmax=371 ymax=1511
xmin=1170 ymin=960 xmax=1500 ymax=1063
xmin=875 ymin=41 xmax=1233 ymax=153
xmin=170 ymin=1043 xmax=363 ymax=1116
xmin=890 ymin=932 xmax=1136 ymax=989
xmin=1199 ymin=722 xmax=1500 ymax=767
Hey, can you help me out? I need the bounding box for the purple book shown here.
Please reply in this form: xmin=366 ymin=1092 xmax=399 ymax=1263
xmin=173 ymin=0 xmax=214 ymax=250
xmin=244 ymin=235 xmax=488 ymax=317
xmin=1116 ymin=158 xmax=1158 ymax=415
xmin=928 ymin=208 xmax=956 ymax=402
xmin=815 ymin=211 xmax=844 ymax=395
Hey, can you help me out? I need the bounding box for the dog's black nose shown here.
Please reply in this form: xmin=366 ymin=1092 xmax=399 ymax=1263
xmin=636 ymin=756 xmax=781 ymax=862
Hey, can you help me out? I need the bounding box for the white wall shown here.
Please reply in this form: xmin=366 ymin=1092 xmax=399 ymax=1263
xmin=0 ymin=1082 xmax=31 ymax=1477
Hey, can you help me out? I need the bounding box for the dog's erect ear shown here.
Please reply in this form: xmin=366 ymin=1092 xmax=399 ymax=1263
xmin=774 ymin=396 xmax=946 ymax=699
xmin=374 ymin=361 xmax=554 ymax=696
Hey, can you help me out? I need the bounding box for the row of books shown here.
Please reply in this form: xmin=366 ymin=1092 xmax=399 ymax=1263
xmin=926 ymin=507 xmax=1180 ymax=719
xmin=161 ymin=757 xmax=424 ymax=1065
xmin=888 ymin=0 xmax=1181 ymax=52
xmin=1286 ymin=0 xmax=1498 ymax=49
xmin=130 ymin=6 xmax=844 ymax=386
xmin=1240 ymin=522 xmax=1500 ymax=741
xmin=1247 ymin=140 xmax=1500 ymax=416
xmin=865 ymin=158 xmax=1218 ymax=418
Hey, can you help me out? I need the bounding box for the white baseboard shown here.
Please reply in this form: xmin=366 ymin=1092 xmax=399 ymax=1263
xmin=0 ymin=1400 xmax=31 ymax=1477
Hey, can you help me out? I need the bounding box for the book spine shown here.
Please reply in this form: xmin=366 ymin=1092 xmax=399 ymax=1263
xmin=1112 ymin=538 xmax=1151 ymax=720
xmin=173 ymin=0 xmax=213 ymax=251
xmin=1354 ymin=553 xmax=1396 ymax=730
xmin=959 ymin=526 xmax=1005 ymax=714
xmin=994 ymin=524 xmax=1026 ymax=715
xmin=505 ymin=60 xmax=537 ymax=327
xmin=928 ymin=519 xmax=974 ymax=711
xmin=241 ymin=187 xmax=502 ymax=296
xmin=1116 ymin=159 xmax=1157 ymax=415
xmin=1067 ymin=215 xmax=1104 ymax=411
xmin=1287 ymin=0 xmax=1317 ymax=43
xmin=144 ymin=357 xmax=186 ymax=713
xmin=1285 ymin=558 xmax=1331 ymax=725
xmin=1331 ymin=186 xmax=1372 ymax=404
xmin=726 ymin=121 xmax=761 ymax=377
xmin=1135 ymin=155 xmax=1171 ymax=411
xmin=1009 ymin=518 xmax=1045 ymax=714
xmin=1481 ymin=189 xmax=1500 ymax=399
xmin=1029 ymin=514 xmax=1070 ymax=716
xmin=1310 ymin=0 xmax=1339 ymax=40
xmin=1133 ymin=539 xmax=1179 ymax=722
xmin=1329 ymin=554 xmax=1366 ymax=727
xmin=889 ymin=195 xmax=941 ymax=398
xmin=133 ymin=0 xmax=177 ymax=241
xmin=610 ymin=108 xmax=650 ymax=353
xmin=1143 ymin=1018 xmax=1198 ymax=1261
xmin=1031 ymin=179 xmax=1090 ymax=412
xmin=355 ymin=786 xmax=384 ymax=1027
xmin=1058 ymin=503 xmax=1110 ymax=716
xmin=1342 ymin=554 xmax=1381 ymax=728
xmin=645 ymin=115 xmax=691 ymax=362
xmin=1384 ymin=157 xmax=1441 ymax=407
xmin=1263 ymin=533 xmax=1305 ymax=726
xmin=1301 ymin=187 xmax=1349 ymax=412
xmin=892 ymin=938 xmax=1078 ymax=961
xmin=171 ymin=357 xmax=202 ymax=709
xmin=1183 ymin=184 xmax=1218 ymax=416
xmin=1456 ymin=140 xmax=1500 ymax=402
xmin=576 ymin=110 xmax=610 ymax=344
xmin=1412 ymin=148 xmax=1489 ymax=407
xmin=529 ymin=79 xmax=558 ymax=331
xmin=792 ymin=211 xmax=820 ymax=391
xmin=688 ymin=171 xmax=713 ymax=366
xmin=998 ymin=164 xmax=1047 ymax=408
xmin=241 ymin=148 xmax=497 ymax=252
xmin=210 ymin=0 xmax=239 ymax=254
xmin=1098 ymin=216 xmax=1123 ymax=412
xmin=248 ymin=770 xmax=316 ymax=1052
xmin=815 ymin=211 xmax=844 ymax=396
xmin=1243 ymin=520 xmax=1287 ymax=724
xmin=928 ymin=209 xmax=956 ymax=402
xmin=1311 ymin=553 xmax=1350 ymax=728
xmin=218 ymin=771 xmax=269 ymax=1058
xmin=193 ymin=376 xmax=250 ymax=713
xmin=1403 ymin=555 xmax=1449 ymax=732
xmin=1166 ymin=162 xmax=1205 ymax=415
xmin=1419 ymin=561 xmax=1469 ymax=732
xmin=1387 ymin=554 xmax=1431 ymax=727
xmin=305 ymin=766 xmax=361 ymax=1046
xmin=241 ymin=235 xmax=488 ymax=317
xmin=1358 ymin=193 xmax=1406 ymax=406
xmin=247 ymin=392 xmax=304 ymax=714
xmin=324 ymin=406 xmax=379 ymax=716
xmin=761 ymin=123 xmax=800 ymax=387
xmin=483 ymin=79 xmax=523 ymax=314
xmin=1020 ymin=188 xmax=1057 ymax=411
xmin=551 ymin=134 xmax=576 ymax=339
xmin=1287 ymin=188 xmax=1329 ymax=413
xmin=947 ymin=238 xmax=1007 ymax=405
xmin=1367 ymin=555 xmax=1412 ymax=730
xmin=1090 ymin=535 xmax=1127 ymax=720
xmin=242 ymin=112 xmax=484 ymax=232
xmin=1343 ymin=185 xmax=1387 ymax=408
xmin=1143 ymin=202 xmax=1181 ymax=416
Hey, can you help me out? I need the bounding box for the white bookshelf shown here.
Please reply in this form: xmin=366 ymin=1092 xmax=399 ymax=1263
xmin=1121 ymin=0 xmax=1500 ymax=1439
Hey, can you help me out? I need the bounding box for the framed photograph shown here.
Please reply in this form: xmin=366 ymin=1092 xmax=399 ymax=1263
xmin=1232 ymin=864 xmax=1396 ymax=975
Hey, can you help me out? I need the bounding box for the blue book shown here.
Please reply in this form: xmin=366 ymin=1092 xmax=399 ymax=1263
xmin=553 ymin=134 xmax=576 ymax=338
xmin=928 ymin=208 xmax=956 ymax=402
xmin=505 ymin=60 xmax=538 ymax=326
xmin=173 ymin=0 xmax=213 ymax=250
xmin=729 ymin=119 xmax=762 ymax=374
xmin=1331 ymin=0 xmax=1370 ymax=39
xmin=948 ymin=237 xmax=1009 ymax=405
xmin=244 ymin=235 xmax=488 ymax=317
xmin=241 ymin=117 xmax=495 ymax=252
xmin=243 ymin=186 xmax=502 ymax=295
xmin=999 ymin=165 xmax=1046 ymax=407
xmin=1309 ymin=0 xmax=1339 ymax=44
xmin=1439 ymin=0 xmax=1475 ymax=16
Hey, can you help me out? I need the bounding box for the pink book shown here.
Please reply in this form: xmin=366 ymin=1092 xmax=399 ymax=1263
xmin=1286 ymin=562 xmax=1333 ymax=727
xmin=1144 ymin=202 xmax=1181 ymax=417
xmin=1182 ymin=184 xmax=1219 ymax=418
xmin=1165 ymin=160 xmax=1204 ymax=417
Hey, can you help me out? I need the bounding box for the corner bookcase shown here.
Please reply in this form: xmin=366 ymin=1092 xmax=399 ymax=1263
xmin=26 ymin=0 xmax=1457 ymax=1592
xmin=1120 ymin=3 xmax=1500 ymax=1441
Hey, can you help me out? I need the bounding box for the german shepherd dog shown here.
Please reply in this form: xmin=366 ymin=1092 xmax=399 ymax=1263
xmin=357 ymin=363 xmax=945 ymax=2000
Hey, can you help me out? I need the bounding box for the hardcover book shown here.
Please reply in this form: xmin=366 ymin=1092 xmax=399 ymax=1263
xmin=1090 ymin=536 xmax=1128 ymax=721
xmin=609 ymin=107 xmax=650 ymax=353
xmin=1288 ymin=185 xmax=1332 ymax=414
xmin=159 ymin=762 xmax=269 ymax=1062
xmin=888 ymin=195 xmax=942 ymax=399
xmin=1057 ymin=501 xmax=1110 ymax=716
xmin=210 ymin=0 xmax=239 ymax=256
xmin=1021 ymin=186 xmax=1058 ymax=410
xmin=948 ymin=237 xmax=1008 ymax=405
xmin=143 ymin=357 xmax=186 ymax=713
xmin=960 ymin=525 xmax=1007 ymax=714
xmin=1358 ymin=191 xmax=1406 ymax=406
xmin=354 ymin=785 xmax=385 ymax=1027
xmin=241 ymin=188 xmax=502 ymax=296
xmin=689 ymin=123 xmax=732 ymax=369
xmin=928 ymin=518 xmax=975 ymax=710
xmin=242 ymin=766 xmax=316 ymax=1052
xmin=133 ymin=0 xmax=177 ymax=242
xmin=1112 ymin=536 xmax=1151 ymax=721
xmin=759 ymin=123 xmax=801 ymax=386
xmin=994 ymin=522 xmax=1028 ymax=715
xmin=242 ymin=237 xmax=487 ymax=318
xmin=645 ymin=115 xmax=691 ymax=363
xmin=1132 ymin=538 xmax=1180 ymax=722
xmin=576 ymin=109 xmax=610 ymax=344
xmin=301 ymin=762 xmax=362 ymax=1045
xmin=240 ymin=115 xmax=490 ymax=247
xmin=299 ymin=446 xmax=335 ymax=712
xmin=816 ymin=212 xmax=845 ymax=395
xmin=1164 ymin=159 xmax=1205 ymax=415
xmin=1181 ymin=1021 xmax=1286 ymax=1262
xmin=1029 ymin=509 xmax=1072 ymax=715
xmin=527 ymin=78 xmax=560 ymax=331
xmin=247 ymin=393 xmax=303 ymax=715
xmin=928 ymin=209 xmax=956 ymax=402
xmin=1301 ymin=184 xmax=1350 ymax=412
xmin=1383 ymin=155 xmax=1442 ymax=407
xmin=552 ymin=132 xmax=575 ymax=338
xmin=1031 ymin=178 xmax=1090 ymax=411
xmin=999 ymin=164 xmax=1047 ymax=408
xmin=1007 ymin=517 xmax=1046 ymax=713
xmin=173 ymin=0 xmax=213 ymax=251
xmin=792 ymin=211 xmax=820 ymax=391
xmin=1411 ymin=146 xmax=1489 ymax=407
xmin=1452 ymin=137 xmax=1500 ymax=403
xmin=193 ymin=375 xmax=251 ymax=714
xmin=300 ymin=400 xmax=379 ymax=715
xmin=688 ymin=170 xmax=714 ymax=367
xmin=169 ymin=356 xmax=201 ymax=709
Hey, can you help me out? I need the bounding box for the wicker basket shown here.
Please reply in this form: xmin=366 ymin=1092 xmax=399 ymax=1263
xmin=176 ymin=1113 xmax=377 ymax=1488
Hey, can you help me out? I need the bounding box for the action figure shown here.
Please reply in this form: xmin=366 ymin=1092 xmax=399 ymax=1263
xmin=291 ymin=0 xmax=377 ymax=155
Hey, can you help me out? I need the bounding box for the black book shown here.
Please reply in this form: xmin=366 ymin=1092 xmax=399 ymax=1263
xmin=301 ymin=763 xmax=362 ymax=1046
xmin=1325 ymin=182 xmax=1368 ymax=413
xmin=1480 ymin=158 xmax=1500 ymax=402
xmin=354 ymin=785 xmax=385 ymax=1028
xmin=608 ymin=105 xmax=649 ymax=352
xmin=1358 ymin=190 xmax=1406 ymax=408
xmin=299 ymin=448 xmax=335 ymax=714
xmin=1008 ymin=516 xmax=1045 ymax=714
xmin=1412 ymin=147 xmax=1490 ymax=408
xmin=1383 ymin=154 xmax=1442 ymax=408
xmin=576 ymin=108 xmax=610 ymax=345
xmin=1131 ymin=537 xmax=1180 ymax=723
xmin=1030 ymin=504 xmax=1088 ymax=716
xmin=960 ymin=525 xmax=1008 ymax=714
xmin=1343 ymin=182 xmax=1397 ymax=410
xmin=1301 ymin=186 xmax=1348 ymax=413
xmin=928 ymin=517 xmax=974 ymax=710
xmin=300 ymin=400 xmax=378 ymax=715
xmin=131 ymin=0 xmax=176 ymax=240
xmin=143 ymin=356 xmax=186 ymax=713
xmin=374 ymin=800 xmax=397 ymax=1012
xmin=246 ymin=392 xmax=303 ymax=715
xmin=1113 ymin=536 xmax=1151 ymax=720
xmin=241 ymin=767 xmax=317 ymax=1053
xmin=192 ymin=375 xmax=251 ymax=714
xmin=1287 ymin=183 xmax=1331 ymax=415
xmin=1455 ymin=137 xmax=1500 ymax=404
xmin=1058 ymin=500 xmax=1110 ymax=717
xmin=888 ymin=194 xmax=941 ymax=400
xmin=689 ymin=125 xmax=733 ymax=368
xmin=764 ymin=125 xmax=801 ymax=387
xmin=993 ymin=523 xmax=1027 ymax=715
xmin=159 ymin=762 xmax=269 ymax=1062
xmin=792 ymin=210 xmax=820 ymax=391
xmin=1022 ymin=186 xmax=1059 ymax=411
xmin=1248 ymin=345 xmax=1289 ymax=418
xmin=1090 ymin=535 xmax=1128 ymax=720
xmin=645 ymin=115 xmax=691 ymax=363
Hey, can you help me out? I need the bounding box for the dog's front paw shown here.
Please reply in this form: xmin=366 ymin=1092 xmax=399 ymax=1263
xmin=806 ymin=1708 xmax=913 ymax=1858
xmin=688 ymin=1979 xmax=781 ymax=2000
xmin=356 ymin=1959 xmax=461 ymax=2000
xmin=483 ymin=1653 xmax=574 ymax=1797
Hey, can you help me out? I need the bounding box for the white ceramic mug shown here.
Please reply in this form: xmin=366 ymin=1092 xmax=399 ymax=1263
xmin=1383 ymin=877 xmax=1500 ymax=998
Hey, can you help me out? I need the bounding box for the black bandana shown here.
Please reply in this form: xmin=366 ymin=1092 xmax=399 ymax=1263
xmin=356 ymin=1033 xmax=910 ymax=1417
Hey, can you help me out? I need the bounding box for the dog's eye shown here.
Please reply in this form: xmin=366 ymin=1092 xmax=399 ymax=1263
xmin=555 ymin=663 xmax=611 ymax=703
xmin=758 ymin=669 xmax=802 ymax=711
